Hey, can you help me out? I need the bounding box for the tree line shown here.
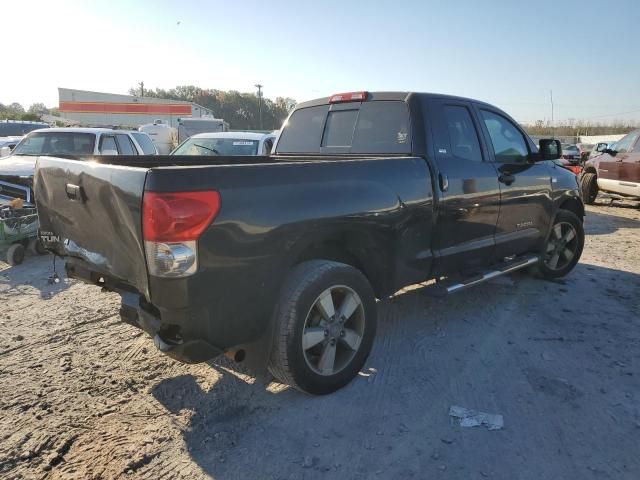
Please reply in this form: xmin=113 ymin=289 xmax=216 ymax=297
xmin=0 ymin=102 xmax=55 ymax=122
xmin=128 ymin=85 xmax=296 ymax=131
xmin=523 ymin=119 xmax=639 ymax=137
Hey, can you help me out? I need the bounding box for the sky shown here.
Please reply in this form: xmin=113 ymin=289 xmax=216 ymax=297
xmin=2 ymin=0 xmax=639 ymax=124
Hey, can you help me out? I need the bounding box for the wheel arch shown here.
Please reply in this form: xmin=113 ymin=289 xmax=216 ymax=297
xmin=558 ymin=196 xmax=585 ymax=221
xmin=292 ymin=230 xmax=391 ymax=298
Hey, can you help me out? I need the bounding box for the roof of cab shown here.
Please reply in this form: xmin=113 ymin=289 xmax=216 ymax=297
xmin=294 ymin=91 xmax=497 ymax=110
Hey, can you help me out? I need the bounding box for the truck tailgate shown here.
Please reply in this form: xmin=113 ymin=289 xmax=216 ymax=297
xmin=35 ymin=156 xmax=150 ymax=298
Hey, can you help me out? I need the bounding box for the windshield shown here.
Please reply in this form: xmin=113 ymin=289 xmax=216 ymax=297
xmin=172 ymin=137 xmax=259 ymax=156
xmin=13 ymin=132 xmax=96 ymax=156
xmin=0 ymin=123 xmax=48 ymax=136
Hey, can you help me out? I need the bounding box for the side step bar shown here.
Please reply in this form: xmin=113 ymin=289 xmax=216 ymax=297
xmin=425 ymin=254 xmax=539 ymax=297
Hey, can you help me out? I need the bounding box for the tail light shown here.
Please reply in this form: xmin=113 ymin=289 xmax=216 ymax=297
xmin=566 ymin=165 xmax=582 ymax=175
xmin=328 ymin=91 xmax=368 ymax=103
xmin=143 ymin=191 xmax=220 ymax=277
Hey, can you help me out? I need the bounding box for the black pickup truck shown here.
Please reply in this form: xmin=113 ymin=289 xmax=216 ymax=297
xmin=34 ymin=91 xmax=585 ymax=394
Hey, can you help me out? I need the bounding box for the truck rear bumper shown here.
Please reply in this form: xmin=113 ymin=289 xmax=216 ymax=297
xmin=119 ymin=291 xmax=223 ymax=363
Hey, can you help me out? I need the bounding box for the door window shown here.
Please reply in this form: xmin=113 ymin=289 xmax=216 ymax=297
xmin=100 ymin=135 xmax=118 ymax=154
xmin=614 ymin=131 xmax=640 ymax=153
xmin=481 ymin=110 xmax=529 ymax=163
xmin=115 ymin=134 xmax=137 ymax=155
xmin=442 ymin=105 xmax=482 ymax=161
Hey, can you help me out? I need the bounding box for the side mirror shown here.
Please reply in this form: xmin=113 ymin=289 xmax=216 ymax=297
xmin=595 ymin=142 xmax=608 ymax=152
xmin=538 ymin=139 xmax=561 ymax=161
xmin=101 ymin=149 xmax=118 ymax=156
xmin=603 ymin=148 xmax=617 ymax=156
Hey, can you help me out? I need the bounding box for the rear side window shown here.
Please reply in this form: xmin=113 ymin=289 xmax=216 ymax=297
xmin=100 ymin=135 xmax=118 ymax=154
xmin=115 ymin=134 xmax=137 ymax=155
xmin=132 ymin=133 xmax=157 ymax=154
xmin=442 ymin=105 xmax=482 ymax=162
xmin=276 ymin=101 xmax=411 ymax=154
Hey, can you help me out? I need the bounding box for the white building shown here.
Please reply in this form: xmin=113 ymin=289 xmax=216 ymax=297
xmin=58 ymin=87 xmax=215 ymax=128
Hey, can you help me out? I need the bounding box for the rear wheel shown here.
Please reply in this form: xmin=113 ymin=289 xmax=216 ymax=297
xmin=580 ymin=172 xmax=598 ymax=205
xmin=532 ymin=210 xmax=584 ymax=279
xmin=268 ymin=260 xmax=377 ymax=395
xmin=6 ymin=244 xmax=25 ymax=266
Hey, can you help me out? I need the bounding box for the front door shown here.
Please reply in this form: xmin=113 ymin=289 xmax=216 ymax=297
xmin=475 ymin=108 xmax=553 ymax=259
xmin=599 ymin=130 xmax=640 ymax=196
xmin=427 ymin=99 xmax=501 ymax=276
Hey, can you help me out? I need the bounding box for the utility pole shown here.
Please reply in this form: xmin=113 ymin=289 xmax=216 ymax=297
xmin=255 ymin=84 xmax=263 ymax=130
xmin=550 ymin=89 xmax=554 ymax=139
xmin=139 ymin=81 xmax=145 ymax=98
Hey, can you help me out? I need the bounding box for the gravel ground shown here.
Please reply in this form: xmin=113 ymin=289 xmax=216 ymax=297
xmin=1 ymin=202 xmax=639 ymax=480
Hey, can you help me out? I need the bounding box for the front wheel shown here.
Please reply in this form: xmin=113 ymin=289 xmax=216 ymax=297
xmin=580 ymin=172 xmax=598 ymax=205
xmin=531 ymin=209 xmax=584 ymax=279
xmin=268 ymin=260 xmax=377 ymax=395
xmin=6 ymin=243 xmax=26 ymax=266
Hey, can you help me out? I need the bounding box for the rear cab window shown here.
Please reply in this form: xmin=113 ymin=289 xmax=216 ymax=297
xmin=276 ymin=100 xmax=411 ymax=154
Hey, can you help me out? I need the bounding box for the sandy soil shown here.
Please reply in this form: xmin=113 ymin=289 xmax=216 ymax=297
xmin=1 ymin=202 xmax=639 ymax=480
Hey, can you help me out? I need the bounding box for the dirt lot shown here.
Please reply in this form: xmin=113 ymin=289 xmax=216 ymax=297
xmin=1 ymin=202 xmax=639 ymax=480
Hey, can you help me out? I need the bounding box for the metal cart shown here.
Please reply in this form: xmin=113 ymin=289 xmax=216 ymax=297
xmin=0 ymin=207 xmax=45 ymax=265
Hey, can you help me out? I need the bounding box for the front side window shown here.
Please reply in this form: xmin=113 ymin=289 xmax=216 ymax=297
xmin=481 ymin=110 xmax=529 ymax=163
xmin=13 ymin=132 xmax=95 ymax=156
xmin=613 ymin=131 xmax=640 ymax=153
xmin=442 ymin=105 xmax=482 ymax=162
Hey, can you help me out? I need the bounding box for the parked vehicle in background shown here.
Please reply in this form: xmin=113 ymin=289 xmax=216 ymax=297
xmin=561 ymin=144 xmax=581 ymax=162
xmin=139 ymin=120 xmax=178 ymax=154
xmin=35 ymin=91 xmax=584 ymax=394
xmin=0 ymin=128 xmax=156 ymax=205
xmin=0 ymin=120 xmax=50 ymax=157
xmin=576 ymin=143 xmax=594 ymax=162
xmin=556 ymin=144 xmax=583 ymax=175
xmin=171 ymin=131 xmax=277 ymax=156
xmin=177 ymin=117 xmax=229 ymax=143
xmin=580 ymin=129 xmax=640 ymax=203
xmin=0 ymin=120 xmax=49 ymax=137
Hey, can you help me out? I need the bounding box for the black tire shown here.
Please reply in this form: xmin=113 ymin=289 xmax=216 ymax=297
xmin=7 ymin=244 xmax=25 ymax=266
xmin=268 ymin=260 xmax=377 ymax=395
xmin=580 ymin=172 xmax=598 ymax=205
xmin=531 ymin=209 xmax=584 ymax=279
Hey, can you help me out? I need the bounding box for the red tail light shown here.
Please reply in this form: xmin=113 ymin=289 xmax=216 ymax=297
xmin=566 ymin=165 xmax=582 ymax=175
xmin=143 ymin=191 xmax=220 ymax=242
xmin=329 ymin=91 xmax=368 ymax=103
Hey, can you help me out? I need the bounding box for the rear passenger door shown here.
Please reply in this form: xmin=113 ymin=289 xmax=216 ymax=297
xmin=428 ymin=99 xmax=501 ymax=275
xmin=476 ymin=107 xmax=553 ymax=259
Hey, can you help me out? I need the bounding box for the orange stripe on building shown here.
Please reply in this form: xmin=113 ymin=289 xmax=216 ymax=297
xmin=59 ymin=101 xmax=192 ymax=115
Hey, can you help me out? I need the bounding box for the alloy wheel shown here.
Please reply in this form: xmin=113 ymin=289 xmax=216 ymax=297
xmin=301 ymin=285 xmax=366 ymax=376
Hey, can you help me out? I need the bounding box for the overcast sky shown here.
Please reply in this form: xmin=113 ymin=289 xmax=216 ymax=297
xmin=3 ymin=0 xmax=639 ymax=123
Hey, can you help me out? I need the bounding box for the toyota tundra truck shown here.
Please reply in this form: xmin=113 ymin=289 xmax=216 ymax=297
xmin=34 ymin=91 xmax=585 ymax=394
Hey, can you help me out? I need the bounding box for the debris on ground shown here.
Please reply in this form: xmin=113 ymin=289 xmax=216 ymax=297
xmin=449 ymin=406 xmax=504 ymax=430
